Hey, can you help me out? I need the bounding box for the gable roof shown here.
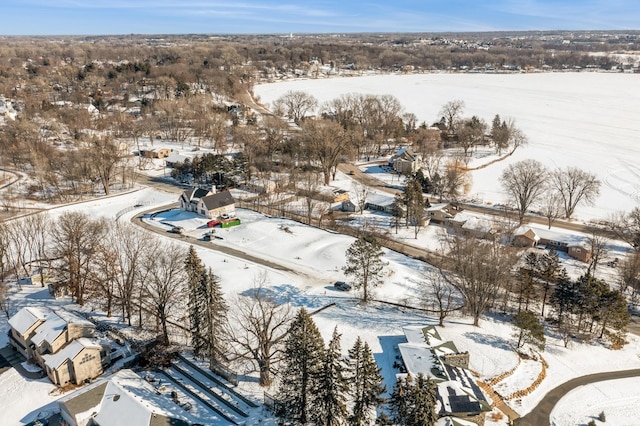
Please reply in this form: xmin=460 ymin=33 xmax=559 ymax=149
xmin=30 ymin=309 xmax=94 ymax=348
xmin=43 ymin=338 xmax=102 ymax=369
xmin=63 ymin=369 xmax=194 ymax=426
xmin=201 ymin=191 xmax=235 ymax=210
xmin=181 ymin=187 xmax=211 ymax=202
xmin=8 ymin=306 xmax=48 ymax=336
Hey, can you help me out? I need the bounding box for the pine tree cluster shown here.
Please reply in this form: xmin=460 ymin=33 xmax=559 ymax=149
xmin=276 ymin=308 xmax=386 ymax=426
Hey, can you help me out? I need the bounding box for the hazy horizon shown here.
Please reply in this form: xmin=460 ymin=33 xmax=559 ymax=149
xmin=2 ymin=0 xmax=639 ymax=36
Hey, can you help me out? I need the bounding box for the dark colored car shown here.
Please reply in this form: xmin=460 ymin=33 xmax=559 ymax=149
xmin=334 ymin=281 xmax=352 ymax=291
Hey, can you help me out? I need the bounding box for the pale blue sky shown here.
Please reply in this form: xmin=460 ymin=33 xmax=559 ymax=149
xmin=2 ymin=0 xmax=638 ymax=35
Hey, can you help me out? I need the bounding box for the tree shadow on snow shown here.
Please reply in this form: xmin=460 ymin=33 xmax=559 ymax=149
xmin=462 ymin=331 xmax=512 ymax=352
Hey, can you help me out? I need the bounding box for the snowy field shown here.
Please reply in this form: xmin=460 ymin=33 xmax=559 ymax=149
xmin=2 ymin=188 xmax=640 ymax=424
xmin=254 ymin=72 xmax=640 ymax=221
xmin=550 ymin=377 xmax=640 ymax=426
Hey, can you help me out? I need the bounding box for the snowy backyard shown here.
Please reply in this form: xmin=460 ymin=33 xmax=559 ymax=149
xmin=1 ymin=183 xmax=640 ymax=424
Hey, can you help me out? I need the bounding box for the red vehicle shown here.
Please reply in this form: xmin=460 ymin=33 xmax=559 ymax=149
xmin=207 ymin=219 xmax=221 ymax=228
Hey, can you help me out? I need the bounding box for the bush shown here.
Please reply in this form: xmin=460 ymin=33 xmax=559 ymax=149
xmin=587 ymin=420 xmax=596 ymax=426
xmin=598 ymin=411 xmax=606 ymax=422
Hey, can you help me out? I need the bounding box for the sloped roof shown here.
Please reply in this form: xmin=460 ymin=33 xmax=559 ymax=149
xmin=43 ymin=338 xmax=102 ymax=369
xmin=8 ymin=306 xmax=48 ymax=336
xmin=30 ymin=310 xmax=94 ymax=347
xmin=31 ymin=312 xmax=67 ymax=347
xmin=182 ymin=187 xmax=211 ymax=202
xmin=201 ymin=191 xmax=235 ymax=210
xmin=93 ymin=370 xmax=193 ymax=426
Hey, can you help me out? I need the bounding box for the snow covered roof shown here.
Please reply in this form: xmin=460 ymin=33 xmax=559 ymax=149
xmin=515 ymin=225 xmax=587 ymax=246
xmin=164 ymin=153 xmax=189 ymax=164
xmin=43 ymin=338 xmax=102 ymax=369
xmin=397 ymin=343 xmax=439 ymax=379
xmin=365 ymin=191 xmax=395 ymax=207
xmin=94 ymin=370 xmax=193 ymax=426
xmin=8 ymin=306 xmax=48 ymax=336
xmin=31 ymin=312 xmax=67 ymax=347
xmin=30 ymin=310 xmax=94 ymax=347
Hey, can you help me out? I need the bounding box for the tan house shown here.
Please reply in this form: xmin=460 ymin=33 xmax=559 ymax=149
xmin=388 ymin=147 xmax=419 ymax=174
xmin=513 ymin=228 xmax=539 ymax=247
xmin=42 ymin=338 xmax=105 ymax=386
xmin=568 ymin=243 xmax=592 ymax=263
xmin=179 ymin=188 xmax=236 ymax=219
xmin=7 ymin=307 xmax=108 ymax=386
xmin=426 ymin=202 xmax=462 ymax=225
xmin=139 ymin=147 xmax=171 ymax=159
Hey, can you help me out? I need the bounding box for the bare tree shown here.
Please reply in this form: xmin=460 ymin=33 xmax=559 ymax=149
xmin=439 ymin=100 xmax=464 ymax=134
xmin=351 ymin=181 xmax=370 ymax=215
xmin=500 ymin=159 xmax=548 ymax=224
xmin=302 ymin=119 xmax=347 ymax=185
xmin=608 ymin=207 xmax=640 ymax=252
xmin=425 ymin=270 xmax=461 ymax=327
xmin=86 ymin=135 xmax=123 ymax=196
xmin=226 ymin=272 xmax=293 ymax=387
xmin=143 ymin=241 xmax=187 ymax=342
xmin=550 ymin=166 xmax=601 ymax=219
xmin=273 ymin=90 xmax=318 ymax=125
xmin=619 ymin=251 xmax=640 ymax=303
xmin=587 ymin=232 xmax=608 ymax=276
xmin=446 ymin=234 xmax=517 ymax=326
xmin=537 ymin=188 xmax=563 ymax=229
xmin=50 ymin=212 xmax=108 ymax=305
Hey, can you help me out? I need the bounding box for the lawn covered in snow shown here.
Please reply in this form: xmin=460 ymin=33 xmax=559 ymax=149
xmin=2 ymin=187 xmax=640 ymax=424
xmin=255 ymin=72 xmax=640 ymax=221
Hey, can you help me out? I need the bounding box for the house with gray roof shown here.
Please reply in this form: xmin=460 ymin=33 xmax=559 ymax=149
xmin=179 ymin=187 xmax=236 ymax=219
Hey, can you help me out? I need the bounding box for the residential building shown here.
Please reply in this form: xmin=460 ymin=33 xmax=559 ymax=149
xmin=396 ymin=325 xmax=490 ymax=420
xmin=179 ymin=188 xmax=236 ymax=219
xmin=426 ymin=203 xmax=462 ymax=225
xmin=7 ymin=307 xmax=109 ymax=386
xmin=58 ymin=369 xmax=194 ymax=426
xmin=388 ymin=147 xmax=419 ymax=174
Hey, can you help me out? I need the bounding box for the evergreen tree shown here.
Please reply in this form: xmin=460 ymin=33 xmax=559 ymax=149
xmin=202 ymin=269 xmax=228 ymax=367
xmin=390 ymin=374 xmax=438 ymax=426
xmin=348 ymin=338 xmax=386 ymax=426
xmin=185 ymin=245 xmax=207 ymax=357
xmin=539 ymin=249 xmax=561 ymax=317
xmin=313 ymin=327 xmax=349 ymax=426
xmin=343 ymin=235 xmax=387 ymax=302
xmin=513 ymin=310 xmax=545 ymax=350
xmin=403 ymin=175 xmax=425 ymax=238
xmin=277 ymin=308 xmax=325 ymax=424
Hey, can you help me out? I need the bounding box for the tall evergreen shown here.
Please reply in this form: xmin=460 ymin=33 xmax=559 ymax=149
xmin=185 ymin=245 xmax=207 ymax=357
xmin=313 ymin=327 xmax=349 ymax=426
xmin=185 ymin=246 xmax=228 ymax=363
xmin=202 ymin=269 xmax=228 ymax=366
xmin=390 ymin=374 xmax=438 ymax=426
xmin=277 ymin=307 xmax=325 ymax=424
xmin=348 ymin=337 xmax=386 ymax=426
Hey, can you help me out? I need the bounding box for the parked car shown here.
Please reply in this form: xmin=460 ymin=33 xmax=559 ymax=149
xmin=334 ymin=281 xmax=352 ymax=291
xmin=169 ymin=226 xmax=184 ymax=234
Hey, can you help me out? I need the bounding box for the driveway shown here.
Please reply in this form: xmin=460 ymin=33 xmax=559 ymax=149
xmin=516 ymin=368 xmax=640 ymax=426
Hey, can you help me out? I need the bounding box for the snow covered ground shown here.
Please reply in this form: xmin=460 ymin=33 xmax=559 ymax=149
xmin=550 ymin=377 xmax=640 ymax=426
xmin=1 ymin=184 xmax=639 ymax=423
xmin=254 ymin=72 xmax=640 ymax=222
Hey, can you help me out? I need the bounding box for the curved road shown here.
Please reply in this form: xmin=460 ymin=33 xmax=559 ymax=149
xmin=516 ymin=369 xmax=640 ymax=426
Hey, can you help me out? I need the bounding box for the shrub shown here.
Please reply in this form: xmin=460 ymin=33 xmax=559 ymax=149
xmin=587 ymin=420 xmax=596 ymax=426
xmin=598 ymin=410 xmax=606 ymax=422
